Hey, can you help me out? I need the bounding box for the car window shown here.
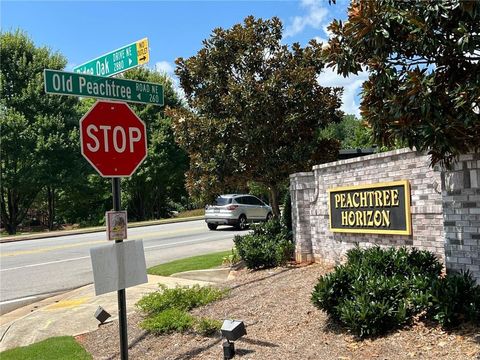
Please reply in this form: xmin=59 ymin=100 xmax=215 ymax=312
xmin=244 ymin=197 xmax=254 ymax=205
xmin=235 ymin=197 xmax=246 ymax=205
xmin=214 ymin=197 xmax=232 ymax=206
xmin=249 ymin=196 xmax=264 ymax=206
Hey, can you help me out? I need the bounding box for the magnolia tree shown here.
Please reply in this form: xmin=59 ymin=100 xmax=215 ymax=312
xmin=168 ymin=16 xmax=343 ymax=216
xmin=325 ymin=0 xmax=480 ymax=165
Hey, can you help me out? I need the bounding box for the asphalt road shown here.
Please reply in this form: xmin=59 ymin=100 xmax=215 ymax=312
xmin=0 ymin=220 xmax=239 ymax=312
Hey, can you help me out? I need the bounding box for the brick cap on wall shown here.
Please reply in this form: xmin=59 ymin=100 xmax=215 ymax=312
xmin=290 ymin=172 xmax=315 ymax=179
xmin=312 ymin=147 xmax=420 ymax=171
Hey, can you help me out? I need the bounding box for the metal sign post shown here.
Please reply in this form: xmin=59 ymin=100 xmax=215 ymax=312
xmin=112 ymin=178 xmax=129 ymax=360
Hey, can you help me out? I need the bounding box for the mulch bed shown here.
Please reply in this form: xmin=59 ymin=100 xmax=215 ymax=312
xmin=77 ymin=263 xmax=480 ymax=360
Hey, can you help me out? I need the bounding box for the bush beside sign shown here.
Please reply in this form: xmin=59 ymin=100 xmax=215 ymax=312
xmin=328 ymin=180 xmax=411 ymax=235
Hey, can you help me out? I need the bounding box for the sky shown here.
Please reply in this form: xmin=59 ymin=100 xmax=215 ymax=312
xmin=1 ymin=0 xmax=368 ymax=116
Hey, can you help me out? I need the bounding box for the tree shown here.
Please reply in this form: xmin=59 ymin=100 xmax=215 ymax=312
xmin=170 ymin=16 xmax=343 ymax=216
xmin=325 ymin=0 xmax=480 ymax=165
xmin=54 ymin=97 xmax=112 ymax=227
xmin=34 ymin=115 xmax=80 ymax=230
xmin=319 ymin=114 xmax=374 ymax=149
xmin=0 ymin=109 xmax=38 ymax=234
xmin=121 ymin=67 xmax=188 ymax=221
xmin=0 ymin=30 xmax=79 ymax=233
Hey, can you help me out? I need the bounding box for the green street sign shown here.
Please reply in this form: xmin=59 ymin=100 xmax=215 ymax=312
xmin=73 ymin=38 xmax=149 ymax=77
xmin=44 ymin=69 xmax=164 ymax=106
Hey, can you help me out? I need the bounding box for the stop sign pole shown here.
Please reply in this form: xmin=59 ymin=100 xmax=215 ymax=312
xmin=112 ymin=177 xmax=128 ymax=360
xmin=80 ymin=101 xmax=148 ymax=360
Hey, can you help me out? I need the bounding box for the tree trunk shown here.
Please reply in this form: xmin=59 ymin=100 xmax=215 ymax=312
xmin=269 ymin=186 xmax=280 ymax=218
xmin=5 ymin=189 xmax=18 ymax=235
xmin=47 ymin=186 xmax=55 ymax=230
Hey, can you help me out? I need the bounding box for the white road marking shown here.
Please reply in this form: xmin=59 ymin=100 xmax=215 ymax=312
xmin=0 ymin=256 xmax=90 ymax=272
xmin=144 ymin=235 xmax=229 ymax=250
xmin=0 ymin=235 xmax=232 ymax=272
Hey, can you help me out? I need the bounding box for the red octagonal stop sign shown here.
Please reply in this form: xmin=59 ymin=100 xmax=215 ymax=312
xmin=80 ymin=101 xmax=147 ymax=177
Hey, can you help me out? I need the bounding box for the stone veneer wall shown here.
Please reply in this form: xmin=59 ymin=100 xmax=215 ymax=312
xmin=290 ymin=148 xmax=480 ymax=283
xmin=290 ymin=172 xmax=315 ymax=263
xmin=441 ymin=153 xmax=480 ymax=281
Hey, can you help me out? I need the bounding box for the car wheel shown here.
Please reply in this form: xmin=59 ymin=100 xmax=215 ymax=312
xmin=207 ymin=223 xmax=218 ymax=230
xmin=237 ymin=215 xmax=247 ymax=230
xmin=266 ymin=212 xmax=273 ymax=221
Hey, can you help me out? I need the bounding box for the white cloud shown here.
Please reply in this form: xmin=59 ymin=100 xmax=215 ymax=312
xmin=154 ymin=60 xmax=186 ymax=104
xmin=284 ymin=0 xmax=329 ymax=38
xmin=65 ymin=63 xmax=76 ymax=72
xmin=317 ymin=68 xmax=369 ymax=117
xmin=155 ymin=61 xmax=174 ymax=75
xmin=312 ymin=36 xmax=329 ymax=47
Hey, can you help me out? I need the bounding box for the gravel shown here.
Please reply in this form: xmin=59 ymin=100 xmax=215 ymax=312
xmin=77 ymin=263 xmax=480 ymax=359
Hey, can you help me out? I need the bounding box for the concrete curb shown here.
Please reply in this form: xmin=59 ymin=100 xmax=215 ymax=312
xmin=0 ymin=216 xmax=205 ymax=244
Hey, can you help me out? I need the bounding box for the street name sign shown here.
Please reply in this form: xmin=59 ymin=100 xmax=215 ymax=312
xmin=73 ymin=38 xmax=149 ymax=77
xmin=44 ymin=69 xmax=164 ymax=106
xmin=80 ymin=101 xmax=147 ymax=177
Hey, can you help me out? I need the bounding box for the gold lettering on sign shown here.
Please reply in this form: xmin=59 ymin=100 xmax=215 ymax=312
xmin=339 ymin=210 xmax=391 ymax=228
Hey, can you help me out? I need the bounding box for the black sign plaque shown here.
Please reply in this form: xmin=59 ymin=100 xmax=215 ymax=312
xmin=328 ymin=180 xmax=411 ymax=235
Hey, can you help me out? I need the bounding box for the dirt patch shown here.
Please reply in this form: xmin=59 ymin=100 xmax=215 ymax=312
xmin=77 ymin=263 xmax=480 ymax=359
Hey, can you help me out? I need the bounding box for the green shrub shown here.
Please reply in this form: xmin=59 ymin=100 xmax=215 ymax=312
xmin=195 ymin=317 xmax=222 ymax=336
xmin=137 ymin=285 xmax=228 ymax=336
xmin=222 ymin=247 xmax=241 ymax=266
xmin=311 ymin=246 xmax=445 ymax=337
xmin=311 ymin=264 xmax=357 ymax=318
xmin=140 ymin=308 xmax=195 ymax=334
xmin=428 ymin=270 xmax=480 ymax=328
xmin=345 ymin=246 xmax=442 ymax=279
xmin=281 ymin=191 xmax=292 ymax=233
xmin=233 ymin=219 xmax=294 ymax=269
xmin=136 ymin=284 xmax=227 ymax=315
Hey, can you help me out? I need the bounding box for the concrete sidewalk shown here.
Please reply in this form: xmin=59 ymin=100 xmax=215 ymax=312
xmin=0 ymin=274 xmax=215 ymax=352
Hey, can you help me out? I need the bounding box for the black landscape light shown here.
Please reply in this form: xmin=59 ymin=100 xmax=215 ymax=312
xmin=221 ymin=319 xmax=246 ymax=359
xmin=94 ymin=306 xmax=111 ymax=325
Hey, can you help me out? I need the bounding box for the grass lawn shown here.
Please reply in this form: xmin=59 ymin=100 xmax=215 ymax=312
xmin=174 ymin=208 xmax=205 ymax=218
xmin=147 ymin=250 xmax=232 ymax=276
xmin=0 ymin=336 xmax=91 ymax=360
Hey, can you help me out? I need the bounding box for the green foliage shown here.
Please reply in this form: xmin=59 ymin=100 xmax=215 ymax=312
xmin=281 ymin=191 xmax=292 ymax=233
xmin=0 ymin=336 xmax=91 ymax=360
xmin=311 ymin=246 xmax=444 ymax=337
xmin=222 ymin=247 xmax=241 ymax=266
xmin=325 ymin=0 xmax=480 ymax=165
xmin=0 ymin=30 xmax=80 ymax=234
xmin=140 ymin=308 xmax=195 ymax=334
xmin=194 ymin=317 xmax=222 ymax=336
xmin=121 ymin=67 xmax=189 ymax=221
xmin=428 ymin=271 xmax=480 ymax=328
xmin=318 ymin=115 xmax=374 ymax=150
xmin=337 ymin=276 xmax=410 ymax=337
xmin=234 ymin=219 xmax=294 ymax=269
xmin=169 ymin=16 xmax=342 ymax=214
xmin=137 ymin=285 xmax=227 ymax=336
xmin=136 ymin=284 xmax=227 ymax=315
xmin=140 ymin=310 xmax=222 ymax=336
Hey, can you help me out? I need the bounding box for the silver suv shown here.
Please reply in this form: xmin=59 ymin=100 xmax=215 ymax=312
xmin=205 ymin=194 xmax=273 ymax=230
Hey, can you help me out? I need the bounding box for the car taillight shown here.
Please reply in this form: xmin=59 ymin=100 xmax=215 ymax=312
xmin=226 ymin=205 xmax=238 ymax=211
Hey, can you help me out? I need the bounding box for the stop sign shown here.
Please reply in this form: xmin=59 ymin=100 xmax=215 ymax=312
xmin=80 ymin=101 xmax=147 ymax=177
